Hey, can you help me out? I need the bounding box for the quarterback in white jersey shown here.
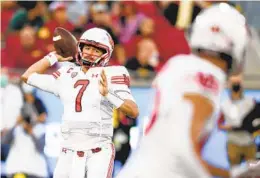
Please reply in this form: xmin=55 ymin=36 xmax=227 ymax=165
xmin=117 ymin=3 xmax=251 ymax=178
xmin=22 ymin=28 xmax=139 ymax=178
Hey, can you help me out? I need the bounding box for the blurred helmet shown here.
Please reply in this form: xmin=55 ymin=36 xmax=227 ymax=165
xmin=76 ymin=28 xmax=114 ymax=67
xmin=190 ymin=3 xmax=250 ymax=74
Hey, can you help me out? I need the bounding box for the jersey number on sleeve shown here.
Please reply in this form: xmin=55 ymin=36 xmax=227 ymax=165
xmin=74 ymin=80 xmax=90 ymax=112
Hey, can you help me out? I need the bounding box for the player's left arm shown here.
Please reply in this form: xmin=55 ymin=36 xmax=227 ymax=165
xmin=178 ymin=70 xmax=231 ymax=177
xmin=183 ymin=71 xmax=251 ymax=178
xmin=184 ymin=94 xmax=230 ymax=178
xmin=99 ymin=69 xmax=139 ymax=118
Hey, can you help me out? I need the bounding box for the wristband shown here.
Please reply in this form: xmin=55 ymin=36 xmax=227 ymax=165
xmin=105 ymin=89 xmax=124 ymax=108
xmin=45 ymin=52 xmax=58 ymax=66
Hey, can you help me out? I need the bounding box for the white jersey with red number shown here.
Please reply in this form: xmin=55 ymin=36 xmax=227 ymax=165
xmin=27 ymin=65 xmax=134 ymax=150
xmin=116 ymin=54 xmax=226 ymax=178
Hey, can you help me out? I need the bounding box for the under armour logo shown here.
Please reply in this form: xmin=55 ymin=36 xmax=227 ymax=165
xmin=92 ymin=74 xmax=98 ymax=78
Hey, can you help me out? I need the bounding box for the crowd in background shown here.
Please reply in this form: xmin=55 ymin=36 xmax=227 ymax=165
xmin=3 ymin=1 xmax=258 ymax=178
xmin=1 ymin=77 xmax=48 ymax=177
xmin=1 ymin=1 xmax=241 ymax=80
xmin=0 ymin=1 xmax=208 ymax=176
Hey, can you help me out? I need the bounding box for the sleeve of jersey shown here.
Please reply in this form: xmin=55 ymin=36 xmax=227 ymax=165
xmin=27 ymin=73 xmax=59 ymax=96
xmin=109 ymin=68 xmax=135 ymax=102
xmin=27 ymin=66 xmax=68 ymax=96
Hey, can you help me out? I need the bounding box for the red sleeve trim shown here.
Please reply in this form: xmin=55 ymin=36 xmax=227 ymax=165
xmin=52 ymin=71 xmax=61 ymax=79
xmin=111 ymin=74 xmax=130 ymax=87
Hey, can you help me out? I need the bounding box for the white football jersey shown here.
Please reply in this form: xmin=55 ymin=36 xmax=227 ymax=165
xmin=117 ymin=54 xmax=226 ymax=178
xmin=28 ymin=65 xmax=134 ymax=150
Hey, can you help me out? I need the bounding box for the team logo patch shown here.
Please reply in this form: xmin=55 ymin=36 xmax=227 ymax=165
xmin=71 ymin=72 xmax=78 ymax=78
xmin=196 ymin=72 xmax=219 ymax=94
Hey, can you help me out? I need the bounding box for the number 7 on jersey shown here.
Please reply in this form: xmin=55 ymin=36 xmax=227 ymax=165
xmin=74 ymin=80 xmax=90 ymax=112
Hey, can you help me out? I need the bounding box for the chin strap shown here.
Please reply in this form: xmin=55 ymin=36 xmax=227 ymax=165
xmin=81 ymin=55 xmax=106 ymax=67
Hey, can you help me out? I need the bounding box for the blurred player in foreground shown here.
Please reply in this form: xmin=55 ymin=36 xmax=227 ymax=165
xmin=21 ymin=28 xmax=139 ymax=178
xmin=117 ymin=3 xmax=252 ymax=178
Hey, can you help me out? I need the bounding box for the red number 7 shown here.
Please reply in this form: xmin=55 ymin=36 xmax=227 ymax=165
xmin=74 ymin=80 xmax=90 ymax=112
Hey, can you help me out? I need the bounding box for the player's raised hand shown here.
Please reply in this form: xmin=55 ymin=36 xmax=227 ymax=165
xmin=99 ymin=69 xmax=109 ymax=96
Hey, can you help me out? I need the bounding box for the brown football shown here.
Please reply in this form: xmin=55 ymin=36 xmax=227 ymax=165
xmin=53 ymin=27 xmax=77 ymax=60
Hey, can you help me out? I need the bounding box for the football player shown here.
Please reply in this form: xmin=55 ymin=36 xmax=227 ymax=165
xmin=21 ymin=28 xmax=139 ymax=178
xmin=116 ymin=3 xmax=251 ymax=178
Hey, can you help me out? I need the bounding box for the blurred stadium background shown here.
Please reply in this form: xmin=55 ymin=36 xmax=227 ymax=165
xmin=1 ymin=1 xmax=260 ymax=178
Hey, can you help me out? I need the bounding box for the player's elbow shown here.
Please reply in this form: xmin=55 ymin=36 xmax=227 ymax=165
xmin=21 ymin=73 xmax=28 ymax=83
xmin=21 ymin=70 xmax=34 ymax=83
xmin=131 ymin=109 xmax=139 ymax=119
xmin=130 ymin=104 xmax=139 ymax=119
xmin=119 ymin=100 xmax=139 ymax=118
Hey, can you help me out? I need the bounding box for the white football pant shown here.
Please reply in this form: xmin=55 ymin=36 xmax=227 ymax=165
xmin=53 ymin=143 xmax=115 ymax=178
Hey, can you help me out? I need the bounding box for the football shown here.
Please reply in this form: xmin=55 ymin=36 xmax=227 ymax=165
xmin=53 ymin=27 xmax=78 ymax=60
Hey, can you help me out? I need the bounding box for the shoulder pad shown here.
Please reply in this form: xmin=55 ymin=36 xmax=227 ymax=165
xmin=105 ymin=66 xmax=129 ymax=77
xmin=105 ymin=66 xmax=130 ymax=87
